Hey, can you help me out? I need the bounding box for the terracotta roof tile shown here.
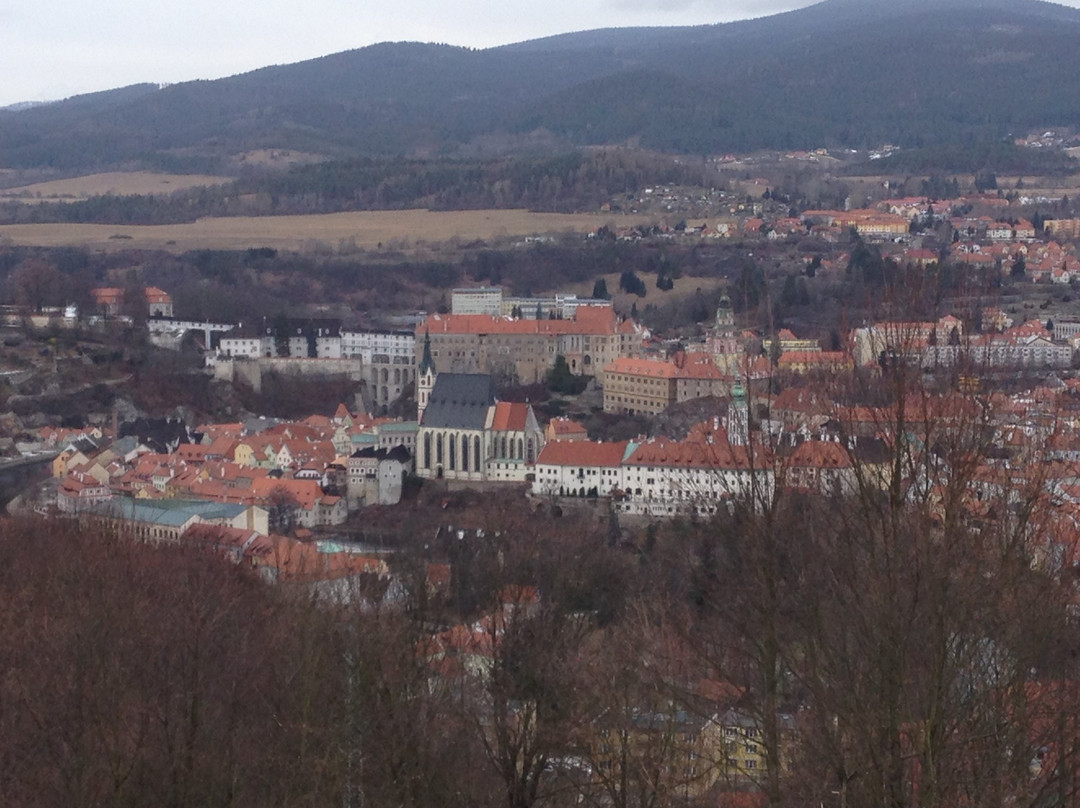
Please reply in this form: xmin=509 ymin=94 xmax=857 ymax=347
xmin=537 ymin=440 xmax=630 ymax=467
xmin=492 ymin=401 xmax=529 ymax=431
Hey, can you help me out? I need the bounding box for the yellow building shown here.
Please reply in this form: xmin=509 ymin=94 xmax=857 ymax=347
xmin=604 ymin=352 xmax=729 ymax=415
xmin=705 ymin=708 xmax=797 ymax=787
xmin=418 ymin=305 xmax=643 ymax=384
xmin=832 ymin=211 xmax=910 ymax=238
xmin=763 ymin=328 xmax=821 ymax=357
xmin=583 ymin=706 xmax=723 ymax=803
xmin=53 ymin=448 xmax=89 ymax=478
xmin=232 ymin=442 xmax=256 ymax=468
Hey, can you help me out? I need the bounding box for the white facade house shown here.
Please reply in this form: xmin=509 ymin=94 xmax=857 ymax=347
xmin=341 ymin=330 xmax=416 ymax=364
xmin=451 ymin=287 xmax=503 ymax=316
xmin=532 ymin=441 xmax=632 ymax=499
xmin=532 ymin=428 xmax=775 ymax=517
xmin=219 ymin=335 xmax=272 ymax=358
xmin=921 ymin=335 xmax=1073 ymax=369
xmin=347 ymin=445 xmax=412 ymax=507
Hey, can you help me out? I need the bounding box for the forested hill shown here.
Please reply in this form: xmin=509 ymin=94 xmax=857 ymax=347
xmin=4 ymin=0 xmax=1080 ymax=170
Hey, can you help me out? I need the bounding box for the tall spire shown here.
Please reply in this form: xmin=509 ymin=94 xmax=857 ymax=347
xmin=417 ymin=328 xmax=437 ymax=423
xmin=419 ymin=328 xmax=435 ymax=376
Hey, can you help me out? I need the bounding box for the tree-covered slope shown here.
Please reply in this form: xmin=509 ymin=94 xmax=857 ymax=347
xmin=3 ymin=0 xmax=1080 ymax=170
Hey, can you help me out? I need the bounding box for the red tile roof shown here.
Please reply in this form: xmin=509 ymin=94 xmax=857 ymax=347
xmin=491 ymin=401 xmax=530 ymax=431
xmin=625 ymin=439 xmax=759 ymax=469
xmin=788 ymin=440 xmax=852 ymax=469
xmin=548 ymin=417 xmax=588 ymax=437
xmin=605 ymin=357 xmax=679 ymax=379
xmin=536 ymin=440 xmax=630 ymax=467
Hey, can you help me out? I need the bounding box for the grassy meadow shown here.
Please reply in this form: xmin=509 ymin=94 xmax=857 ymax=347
xmin=0 ymin=209 xmax=650 ymax=252
xmin=0 ymin=171 xmax=232 ymax=203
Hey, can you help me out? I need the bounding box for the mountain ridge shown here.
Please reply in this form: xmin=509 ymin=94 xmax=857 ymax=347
xmin=3 ymin=0 xmax=1080 ymax=170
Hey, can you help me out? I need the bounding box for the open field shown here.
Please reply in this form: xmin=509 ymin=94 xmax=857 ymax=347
xmin=0 ymin=171 xmax=232 ymax=203
xmin=561 ymin=270 xmax=728 ymax=310
xmin=0 ymin=209 xmax=651 ymax=252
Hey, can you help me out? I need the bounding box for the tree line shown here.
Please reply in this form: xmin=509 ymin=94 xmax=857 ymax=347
xmin=0 ymin=151 xmax=716 ymax=226
xmin=5 ymin=348 xmax=1080 ymax=808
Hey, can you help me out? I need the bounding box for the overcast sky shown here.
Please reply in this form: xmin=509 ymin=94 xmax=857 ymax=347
xmin=0 ymin=0 xmax=816 ymax=107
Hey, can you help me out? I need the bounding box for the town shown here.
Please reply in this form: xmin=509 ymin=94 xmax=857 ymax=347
xmin=5 ymin=154 xmax=1080 ymax=805
xmin=13 ymin=0 xmax=1080 ymax=801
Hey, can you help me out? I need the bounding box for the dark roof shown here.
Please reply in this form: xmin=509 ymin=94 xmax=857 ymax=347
xmin=422 ymin=374 xmax=496 ymax=430
xmin=351 ymin=445 xmax=412 ymax=463
xmin=260 ymin=316 xmax=341 ymax=338
xmin=69 ymin=435 xmax=100 ymax=454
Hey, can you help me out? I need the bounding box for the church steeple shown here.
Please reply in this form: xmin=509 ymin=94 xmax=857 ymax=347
xmin=417 ymin=329 xmax=437 ymax=423
xmin=419 ymin=328 xmax=435 ymax=377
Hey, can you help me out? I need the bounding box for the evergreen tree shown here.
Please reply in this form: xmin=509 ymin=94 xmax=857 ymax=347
xmin=547 ymin=354 xmax=579 ymax=394
xmin=619 ymin=270 xmax=646 ymax=297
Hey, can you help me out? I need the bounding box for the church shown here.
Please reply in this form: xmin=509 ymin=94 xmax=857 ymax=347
xmin=415 ymin=332 xmax=545 ymax=483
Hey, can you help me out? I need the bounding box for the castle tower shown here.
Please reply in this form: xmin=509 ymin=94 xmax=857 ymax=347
xmin=714 ymin=294 xmax=735 ymax=336
xmin=709 ymin=294 xmax=741 ymax=373
xmin=417 ymin=329 xmax=437 ymax=423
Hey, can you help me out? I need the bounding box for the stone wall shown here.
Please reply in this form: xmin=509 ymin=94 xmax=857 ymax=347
xmin=213 ymin=357 xmax=366 ymax=393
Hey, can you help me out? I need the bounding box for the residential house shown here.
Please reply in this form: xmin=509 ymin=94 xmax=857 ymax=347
xmin=347 ymin=445 xmax=412 ymax=507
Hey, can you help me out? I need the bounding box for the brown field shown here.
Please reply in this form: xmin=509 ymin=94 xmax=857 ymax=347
xmin=0 ymin=171 xmax=232 ymax=203
xmin=0 ymin=209 xmax=649 ymax=252
xmin=561 ymin=270 xmax=727 ymax=308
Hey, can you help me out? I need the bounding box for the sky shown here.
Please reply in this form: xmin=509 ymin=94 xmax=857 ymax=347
xmin=0 ymin=0 xmax=814 ymax=107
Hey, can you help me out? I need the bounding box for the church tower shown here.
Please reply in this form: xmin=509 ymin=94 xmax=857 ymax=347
xmin=714 ymin=294 xmax=735 ymax=336
xmin=417 ymin=329 xmax=437 ymax=423
xmin=728 ymin=375 xmax=749 ymax=447
xmin=709 ymin=294 xmax=740 ymax=373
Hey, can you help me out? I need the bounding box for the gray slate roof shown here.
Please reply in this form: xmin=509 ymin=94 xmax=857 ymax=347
xmin=351 ymin=445 xmax=412 ymax=463
xmin=421 ymin=374 xmax=496 ymax=430
xmin=91 ymin=498 xmax=249 ymax=527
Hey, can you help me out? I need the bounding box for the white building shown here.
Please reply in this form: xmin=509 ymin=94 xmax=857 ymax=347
xmin=219 ymin=335 xmax=272 ymax=358
xmin=347 ymin=445 xmax=412 ymax=507
xmin=416 ymin=372 xmax=545 ymax=483
xmin=531 ymin=440 xmax=632 ymax=499
xmin=342 ymin=330 xmax=416 ymax=410
xmin=341 ymin=330 xmax=415 ymax=364
xmin=532 ymin=419 xmax=774 ymax=517
xmin=451 ymin=287 xmax=503 ymax=316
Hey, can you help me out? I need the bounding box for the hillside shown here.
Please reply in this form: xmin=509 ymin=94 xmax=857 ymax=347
xmin=3 ymin=0 xmax=1080 ymax=170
